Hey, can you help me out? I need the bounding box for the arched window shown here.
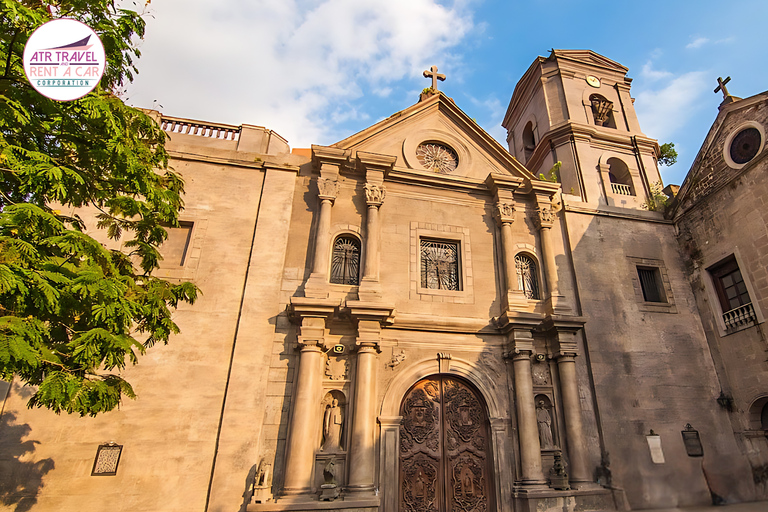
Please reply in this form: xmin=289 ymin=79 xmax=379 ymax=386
xmin=590 ymin=94 xmax=616 ymax=128
xmin=522 ymin=121 xmax=536 ymax=162
xmin=515 ymin=254 xmax=540 ymax=299
xmin=606 ymin=157 xmax=634 ymax=196
xmin=330 ymin=235 xmax=360 ymax=285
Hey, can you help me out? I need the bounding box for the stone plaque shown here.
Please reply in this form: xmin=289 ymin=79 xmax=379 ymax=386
xmin=681 ymin=424 xmax=703 ymax=457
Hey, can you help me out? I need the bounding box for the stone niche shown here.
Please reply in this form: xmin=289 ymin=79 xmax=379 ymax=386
xmin=313 ymin=390 xmax=347 ymax=493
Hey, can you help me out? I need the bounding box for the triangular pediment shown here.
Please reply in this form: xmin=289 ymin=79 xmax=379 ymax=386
xmin=671 ymin=92 xmax=768 ymax=217
xmin=332 ymin=93 xmax=535 ymax=182
xmin=551 ymin=49 xmax=628 ymax=75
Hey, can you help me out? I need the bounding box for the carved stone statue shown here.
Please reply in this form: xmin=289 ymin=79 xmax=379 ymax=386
xmin=536 ymin=400 xmax=554 ymax=449
xmin=322 ymin=398 xmax=343 ymax=451
xmin=320 ymin=457 xmax=339 ymax=501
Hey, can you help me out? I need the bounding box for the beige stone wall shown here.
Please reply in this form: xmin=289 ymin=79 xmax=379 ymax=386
xmin=0 ymin=118 xmax=294 ymax=512
xmin=673 ymin=96 xmax=768 ymax=500
xmin=565 ymin=207 xmax=754 ymax=507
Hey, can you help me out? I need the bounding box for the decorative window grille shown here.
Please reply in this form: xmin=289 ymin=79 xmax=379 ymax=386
xmin=515 ymin=254 xmax=540 ymax=299
xmin=420 ymin=239 xmax=461 ymax=290
xmin=91 ymin=443 xmax=123 ymax=476
xmin=330 ymin=235 xmax=361 ymax=285
xmin=637 ymin=267 xmax=665 ymax=303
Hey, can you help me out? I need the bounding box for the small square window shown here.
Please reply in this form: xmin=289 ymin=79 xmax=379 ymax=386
xmin=420 ymin=239 xmax=461 ymax=291
xmin=637 ymin=266 xmax=666 ymax=303
xmin=628 ymin=257 xmax=676 ymax=313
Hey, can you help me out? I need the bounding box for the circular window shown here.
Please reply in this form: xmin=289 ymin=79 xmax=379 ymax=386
xmin=724 ymin=122 xmax=765 ymax=169
xmin=729 ymin=127 xmax=762 ymax=164
xmin=416 ymin=142 xmax=458 ymax=174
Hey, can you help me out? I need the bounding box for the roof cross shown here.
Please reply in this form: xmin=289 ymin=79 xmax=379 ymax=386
xmin=714 ymin=76 xmax=731 ymax=100
xmin=423 ymin=65 xmax=446 ymax=92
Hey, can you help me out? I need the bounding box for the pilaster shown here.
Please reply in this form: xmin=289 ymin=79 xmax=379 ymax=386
xmin=485 ymin=174 xmax=528 ymax=310
xmin=345 ymin=300 xmax=395 ymax=495
xmin=282 ymin=297 xmax=340 ymax=496
xmin=305 ymin=146 xmax=349 ymax=299
xmin=542 ymin=315 xmax=591 ymax=486
xmin=356 ymin=151 xmax=396 ymax=302
xmin=532 ymin=186 xmax=570 ymax=315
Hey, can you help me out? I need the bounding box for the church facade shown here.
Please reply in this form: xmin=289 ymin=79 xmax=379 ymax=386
xmin=1 ymin=50 xmax=767 ymax=512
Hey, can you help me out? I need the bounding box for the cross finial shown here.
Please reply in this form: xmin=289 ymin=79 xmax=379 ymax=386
xmin=714 ymin=76 xmax=731 ymax=100
xmin=423 ymin=65 xmax=446 ymax=92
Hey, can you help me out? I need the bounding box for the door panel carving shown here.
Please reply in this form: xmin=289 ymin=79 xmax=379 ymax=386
xmin=399 ymin=377 xmax=492 ymax=512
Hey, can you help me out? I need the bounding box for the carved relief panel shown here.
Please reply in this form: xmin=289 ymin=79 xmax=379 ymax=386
xmin=399 ymin=376 xmax=492 ymax=512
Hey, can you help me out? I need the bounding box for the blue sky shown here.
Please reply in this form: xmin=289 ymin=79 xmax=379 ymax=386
xmin=126 ymin=0 xmax=768 ymax=186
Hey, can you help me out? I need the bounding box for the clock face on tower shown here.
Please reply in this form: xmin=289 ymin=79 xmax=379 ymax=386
xmin=586 ymin=75 xmax=601 ymax=88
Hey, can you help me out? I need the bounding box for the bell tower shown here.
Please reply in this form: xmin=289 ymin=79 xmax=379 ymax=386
xmin=502 ymin=50 xmax=662 ymax=210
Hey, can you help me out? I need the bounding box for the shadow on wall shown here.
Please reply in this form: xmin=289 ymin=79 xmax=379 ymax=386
xmin=0 ymin=407 xmax=55 ymax=512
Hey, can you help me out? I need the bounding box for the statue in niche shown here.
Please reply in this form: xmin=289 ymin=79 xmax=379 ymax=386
xmin=536 ymin=400 xmax=554 ymax=449
xmin=322 ymin=398 xmax=344 ymax=451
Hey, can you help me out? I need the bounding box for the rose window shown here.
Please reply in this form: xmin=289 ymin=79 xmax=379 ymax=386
xmin=416 ymin=142 xmax=458 ymax=174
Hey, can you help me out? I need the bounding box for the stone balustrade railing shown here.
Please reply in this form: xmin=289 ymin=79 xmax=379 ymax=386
xmin=610 ymin=182 xmax=632 ymax=195
xmin=161 ymin=116 xmax=240 ymax=141
xmin=723 ymin=302 xmax=756 ymax=331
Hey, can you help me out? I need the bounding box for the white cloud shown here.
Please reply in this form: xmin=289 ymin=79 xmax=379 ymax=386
xmin=634 ymin=71 xmax=709 ymax=142
xmin=126 ymin=0 xmax=476 ymax=147
xmin=641 ymin=61 xmax=673 ymax=82
xmin=686 ymin=37 xmax=709 ymax=49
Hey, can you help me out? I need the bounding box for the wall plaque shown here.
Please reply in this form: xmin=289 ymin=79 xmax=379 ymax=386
xmin=681 ymin=424 xmax=703 ymax=457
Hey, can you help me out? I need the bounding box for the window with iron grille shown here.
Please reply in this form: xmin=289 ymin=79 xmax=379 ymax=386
xmin=637 ymin=266 xmax=666 ymax=303
xmin=420 ymin=239 xmax=461 ymax=291
xmin=710 ymin=257 xmax=751 ymax=312
xmin=515 ymin=254 xmax=540 ymax=299
xmin=330 ymin=235 xmax=360 ymax=285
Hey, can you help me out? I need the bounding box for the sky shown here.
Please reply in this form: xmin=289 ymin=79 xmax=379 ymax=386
xmin=124 ymin=0 xmax=768 ymax=186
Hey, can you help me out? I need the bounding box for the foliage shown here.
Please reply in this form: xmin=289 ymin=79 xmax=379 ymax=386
xmin=538 ymin=161 xmax=561 ymax=182
xmin=658 ymin=142 xmax=678 ymax=167
xmin=643 ymin=181 xmax=668 ymax=212
xmin=0 ymin=0 xmax=199 ymax=415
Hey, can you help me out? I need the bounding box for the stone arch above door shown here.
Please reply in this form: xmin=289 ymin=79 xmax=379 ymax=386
xmin=379 ymin=356 xmax=508 ymax=420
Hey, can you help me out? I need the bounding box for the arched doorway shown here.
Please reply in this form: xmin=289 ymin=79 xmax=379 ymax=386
xmin=399 ymin=375 xmax=494 ymax=512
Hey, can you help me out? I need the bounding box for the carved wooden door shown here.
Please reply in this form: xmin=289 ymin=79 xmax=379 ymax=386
xmin=399 ymin=376 xmax=492 ymax=512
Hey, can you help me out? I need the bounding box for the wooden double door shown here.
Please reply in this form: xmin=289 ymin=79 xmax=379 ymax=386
xmin=399 ymin=376 xmax=493 ymax=512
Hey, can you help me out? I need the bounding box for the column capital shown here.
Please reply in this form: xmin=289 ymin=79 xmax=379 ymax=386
xmin=364 ymin=182 xmax=386 ymax=207
xmin=493 ymin=201 xmax=516 ymax=226
xmin=533 ymin=204 xmax=556 ymax=229
xmin=317 ymin=177 xmax=340 ymax=202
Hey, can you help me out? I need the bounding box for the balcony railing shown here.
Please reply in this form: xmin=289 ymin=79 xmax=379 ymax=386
xmin=723 ymin=302 xmax=757 ymax=331
xmin=610 ymin=182 xmax=632 ymax=195
xmin=161 ymin=116 xmax=240 ymax=141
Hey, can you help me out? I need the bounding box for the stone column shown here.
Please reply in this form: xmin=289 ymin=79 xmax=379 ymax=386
xmin=362 ymin=183 xmax=385 ymax=283
xmin=533 ymin=195 xmax=569 ymax=315
xmin=356 ymin=151 xmax=396 ymax=302
xmin=347 ymin=340 xmax=378 ymax=494
xmin=305 ymin=146 xmax=348 ymax=299
xmin=345 ymin=304 xmax=393 ymax=495
xmin=547 ymin=320 xmax=591 ymax=485
xmin=282 ymin=314 xmax=327 ymax=494
xmin=494 ymin=202 xmax=528 ymax=309
xmin=557 ymin=354 xmax=590 ymax=484
xmin=509 ymin=327 xmax=546 ymax=486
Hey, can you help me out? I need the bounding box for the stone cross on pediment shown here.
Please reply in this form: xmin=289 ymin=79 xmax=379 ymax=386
xmin=714 ymin=76 xmax=731 ymax=100
xmin=423 ymin=65 xmax=446 ymax=92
